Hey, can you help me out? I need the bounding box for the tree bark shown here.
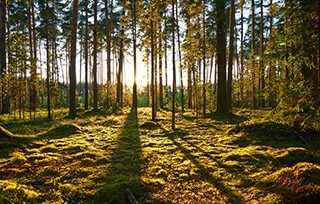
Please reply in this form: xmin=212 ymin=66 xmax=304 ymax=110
xmin=84 ymin=0 xmax=89 ymax=110
xmin=259 ymin=0 xmax=265 ymax=107
xmin=216 ymin=0 xmax=228 ymax=113
xmin=132 ymin=0 xmax=138 ymax=116
xmin=106 ymin=0 xmax=113 ymax=108
xmin=151 ymin=19 xmax=156 ymax=120
xmin=227 ymin=0 xmax=235 ymax=111
xmin=28 ymin=0 xmax=37 ymax=114
xmin=202 ymin=0 xmax=207 ymax=115
xmin=0 ymin=0 xmax=9 ymax=114
xmin=172 ymin=0 xmax=176 ymax=129
xmin=240 ymin=1 xmax=244 ymax=108
xmin=176 ymin=1 xmax=184 ymax=113
xmin=69 ymin=0 xmax=79 ymax=119
xmin=251 ymin=0 xmax=256 ymax=109
xmin=93 ymin=0 xmax=98 ymax=110
xmin=46 ymin=0 xmax=51 ymax=118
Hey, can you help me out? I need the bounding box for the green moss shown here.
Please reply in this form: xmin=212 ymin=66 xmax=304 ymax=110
xmin=0 ymin=108 xmax=318 ymax=203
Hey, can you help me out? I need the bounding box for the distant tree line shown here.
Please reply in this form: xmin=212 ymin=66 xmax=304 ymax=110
xmin=0 ymin=0 xmax=319 ymax=128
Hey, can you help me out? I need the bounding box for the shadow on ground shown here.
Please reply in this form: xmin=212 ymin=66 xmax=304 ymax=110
xmin=165 ymin=129 xmax=243 ymax=203
xmin=96 ymin=108 xmax=145 ymax=203
xmin=232 ymin=121 xmax=320 ymax=149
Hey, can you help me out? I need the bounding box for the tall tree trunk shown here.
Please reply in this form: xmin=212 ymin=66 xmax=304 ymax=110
xmin=151 ymin=19 xmax=156 ymax=120
xmin=240 ymin=1 xmax=244 ymax=108
xmin=28 ymin=0 xmax=37 ymax=115
xmin=259 ymin=0 xmax=265 ymax=107
xmin=132 ymin=0 xmax=138 ymax=116
xmin=171 ymin=0 xmax=176 ymax=129
xmin=69 ymin=0 xmax=78 ymax=119
xmin=186 ymin=18 xmax=192 ymax=109
xmin=187 ymin=66 xmax=192 ymax=109
xmin=117 ymin=26 xmax=124 ymax=109
xmin=93 ymin=0 xmax=98 ymax=110
xmin=283 ymin=0 xmax=289 ymax=79
xmin=0 ymin=0 xmax=9 ymax=114
xmin=159 ymin=29 xmax=164 ymax=109
xmin=227 ymin=0 xmax=235 ymax=111
xmin=251 ymin=0 xmax=256 ymax=109
xmin=84 ymin=0 xmax=89 ymax=110
xmin=202 ymin=0 xmax=207 ymax=115
xmin=106 ymin=0 xmax=113 ymax=108
xmin=268 ymin=0 xmax=276 ymax=108
xmin=176 ymin=1 xmax=184 ymax=112
xmin=164 ymin=22 xmax=168 ymax=88
xmin=216 ymin=0 xmax=227 ymax=113
xmin=154 ymin=27 xmax=158 ymax=111
xmin=46 ymin=0 xmax=51 ymax=118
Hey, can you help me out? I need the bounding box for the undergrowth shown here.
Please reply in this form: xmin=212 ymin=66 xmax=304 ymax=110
xmin=0 ymin=108 xmax=319 ymax=203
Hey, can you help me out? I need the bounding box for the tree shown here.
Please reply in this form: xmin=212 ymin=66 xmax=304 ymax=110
xmin=45 ymin=0 xmax=51 ymax=118
xmin=216 ymin=0 xmax=227 ymax=113
xmin=132 ymin=0 xmax=138 ymax=116
xmin=172 ymin=0 xmax=176 ymax=129
xmin=105 ymin=0 xmax=113 ymax=109
xmin=93 ymin=0 xmax=98 ymax=111
xmin=202 ymin=0 xmax=207 ymax=115
xmin=151 ymin=19 xmax=156 ymax=120
xmin=250 ymin=0 xmax=256 ymax=109
xmin=227 ymin=0 xmax=235 ymax=111
xmin=0 ymin=0 xmax=9 ymax=114
xmin=259 ymin=0 xmax=265 ymax=107
xmin=176 ymin=0 xmax=184 ymax=113
xmin=69 ymin=0 xmax=79 ymax=119
xmin=84 ymin=0 xmax=89 ymax=110
xmin=239 ymin=0 xmax=245 ymax=108
xmin=28 ymin=0 xmax=37 ymax=115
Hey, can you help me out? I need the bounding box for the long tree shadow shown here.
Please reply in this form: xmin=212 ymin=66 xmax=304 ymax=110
xmin=166 ymin=130 xmax=243 ymax=203
xmin=97 ymin=108 xmax=144 ymax=203
xmin=206 ymin=111 xmax=248 ymax=125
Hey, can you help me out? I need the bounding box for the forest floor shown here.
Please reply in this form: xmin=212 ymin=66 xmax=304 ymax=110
xmin=0 ymin=107 xmax=320 ymax=203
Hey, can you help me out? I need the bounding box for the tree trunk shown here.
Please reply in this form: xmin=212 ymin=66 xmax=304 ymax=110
xmin=216 ymin=0 xmax=228 ymax=113
xmin=0 ymin=0 xmax=9 ymax=114
xmin=106 ymin=0 xmax=113 ymax=109
xmin=202 ymin=0 xmax=207 ymax=115
xmin=259 ymin=0 xmax=265 ymax=107
xmin=159 ymin=29 xmax=164 ymax=109
xmin=151 ymin=19 xmax=156 ymax=120
xmin=171 ymin=0 xmax=176 ymax=129
xmin=240 ymin=2 xmax=244 ymax=108
xmin=227 ymin=0 xmax=235 ymax=111
xmin=117 ymin=26 xmax=124 ymax=109
xmin=84 ymin=0 xmax=89 ymax=110
xmin=93 ymin=0 xmax=98 ymax=111
xmin=46 ymin=0 xmax=51 ymax=118
xmin=176 ymin=1 xmax=184 ymax=112
xmin=28 ymin=0 xmax=37 ymax=114
xmin=251 ymin=0 xmax=256 ymax=109
xmin=69 ymin=0 xmax=78 ymax=119
xmin=132 ymin=0 xmax=138 ymax=116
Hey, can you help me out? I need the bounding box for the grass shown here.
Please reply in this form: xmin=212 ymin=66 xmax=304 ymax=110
xmin=0 ymin=107 xmax=319 ymax=203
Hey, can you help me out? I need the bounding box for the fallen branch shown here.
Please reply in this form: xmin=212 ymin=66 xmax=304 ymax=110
xmin=125 ymin=188 xmax=139 ymax=204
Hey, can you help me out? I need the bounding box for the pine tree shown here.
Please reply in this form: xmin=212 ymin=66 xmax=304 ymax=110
xmin=0 ymin=0 xmax=9 ymax=114
xmin=216 ymin=0 xmax=227 ymax=113
xmin=69 ymin=0 xmax=79 ymax=119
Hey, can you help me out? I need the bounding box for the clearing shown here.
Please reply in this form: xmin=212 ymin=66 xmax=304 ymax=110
xmin=0 ymin=108 xmax=319 ymax=203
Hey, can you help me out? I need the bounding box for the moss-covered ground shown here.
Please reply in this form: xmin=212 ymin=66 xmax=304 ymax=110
xmin=0 ymin=108 xmax=319 ymax=203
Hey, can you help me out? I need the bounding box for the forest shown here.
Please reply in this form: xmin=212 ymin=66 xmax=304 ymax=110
xmin=0 ymin=0 xmax=319 ymax=203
